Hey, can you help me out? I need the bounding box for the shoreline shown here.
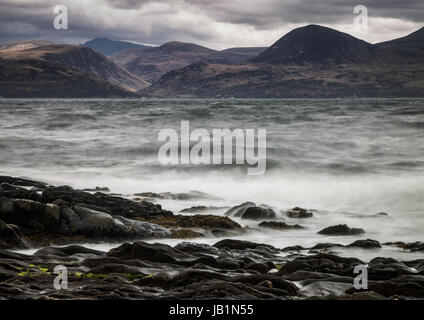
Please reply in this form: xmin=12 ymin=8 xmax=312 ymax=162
xmin=1 ymin=175 xmax=423 ymax=299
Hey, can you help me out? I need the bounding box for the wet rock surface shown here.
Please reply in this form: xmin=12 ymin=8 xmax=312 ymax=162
xmin=1 ymin=176 xmax=423 ymax=300
xmin=179 ymin=205 xmax=228 ymax=214
xmin=258 ymin=221 xmax=303 ymax=230
xmin=0 ymin=176 xmax=241 ymax=247
xmin=225 ymin=202 xmax=276 ymax=220
xmin=318 ymin=224 xmax=366 ymax=236
xmin=0 ymin=239 xmax=423 ymax=300
xmin=285 ymin=207 xmax=314 ymax=218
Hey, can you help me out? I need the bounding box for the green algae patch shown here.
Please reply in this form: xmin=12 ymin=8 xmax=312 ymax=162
xmin=74 ymin=272 xmax=107 ymax=280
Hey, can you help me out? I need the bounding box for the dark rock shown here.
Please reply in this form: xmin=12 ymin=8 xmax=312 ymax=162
xmin=88 ymin=263 xmax=146 ymax=276
xmin=375 ymin=212 xmax=389 ymax=217
xmin=286 ymin=207 xmax=313 ymax=218
xmin=170 ymin=229 xmax=204 ymax=238
xmin=158 ymin=280 xmax=286 ymax=299
xmin=0 ymin=183 xmax=44 ymax=202
xmin=258 ymin=221 xmax=303 ymax=230
xmin=246 ymin=262 xmax=274 ymax=274
xmin=34 ymin=244 xmax=105 ymax=258
xmin=281 ymin=245 xmax=305 ymax=252
xmin=383 ymin=241 xmax=424 ymax=252
xmin=173 ymin=242 xmax=219 ymax=255
xmin=240 ymin=206 xmax=276 ymax=220
xmin=235 ymin=274 xmax=298 ymax=296
xmin=83 ymin=187 xmax=110 ymax=192
xmin=108 ymin=241 xmax=189 ymax=264
xmin=145 ymin=214 xmax=241 ymax=230
xmin=0 ymin=176 xmax=48 ymax=189
xmin=367 ymin=257 xmax=419 ymax=280
xmin=347 ymin=239 xmax=381 ymax=248
xmin=134 ymin=190 xmax=219 ymax=201
xmin=224 ymin=201 xmax=256 ymax=217
xmin=169 ymin=270 xmax=230 ymax=287
xmin=347 ymin=275 xmax=424 ymax=298
xmin=318 ymin=224 xmax=365 ymax=236
xmin=42 ymin=186 xmax=170 ymax=219
xmin=310 ymin=243 xmax=344 ymax=250
xmin=404 ymin=259 xmax=424 ymax=273
xmin=0 ymin=220 xmax=27 ymax=249
xmin=300 ymin=280 xmax=354 ymax=297
xmin=277 ymin=253 xmax=363 ymax=276
xmin=0 ymin=196 xmax=61 ymax=234
xmin=179 ymin=205 xmax=227 ymax=213
xmin=214 ymin=239 xmax=277 ymax=251
xmin=257 ymin=280 xmax=273 ymax=288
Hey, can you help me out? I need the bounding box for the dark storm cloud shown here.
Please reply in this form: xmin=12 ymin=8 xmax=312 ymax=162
xmin=0 ymin=0 xmax=422 ymax=48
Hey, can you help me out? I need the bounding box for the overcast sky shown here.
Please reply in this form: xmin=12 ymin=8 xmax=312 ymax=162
xmin=0 ymin=0 xmax=423 ymax=49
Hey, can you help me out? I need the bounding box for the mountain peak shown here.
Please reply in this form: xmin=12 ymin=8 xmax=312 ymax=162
xmin=251 ymin=24 xmax=375 ymax=65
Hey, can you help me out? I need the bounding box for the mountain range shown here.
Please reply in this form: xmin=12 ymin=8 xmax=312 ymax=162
xmin=110 ymin=41 xmax=267 ymax=84
xmin=1 ymin=25 xmax=423 ymax=98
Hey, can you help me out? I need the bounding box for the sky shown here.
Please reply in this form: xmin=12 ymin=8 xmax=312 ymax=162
xmin=0 ymin=0 xmax=423 ymax=50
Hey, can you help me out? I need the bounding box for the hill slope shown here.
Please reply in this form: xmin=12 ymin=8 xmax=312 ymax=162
xmin=140 ymin=25 xmax=424 ymax=98
xmin=376 ymin=27 xmax=424 ymax=63
xmin=0 ymin=44 xmax=148 ymax=91
xmin=111 ymin=41 xmax=262 ymax=84
xmin=84 ymin=37 xmax=150 ymax=56
xmin=251 ymin=25 xmax=377 ymax=65
xmin=0 ymin=40 xmax=54 ymax=51
xmin=0 ymin=57 xmax=137 ymax=98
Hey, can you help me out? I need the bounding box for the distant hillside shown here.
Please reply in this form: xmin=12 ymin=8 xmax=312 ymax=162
xmin=140 ymin=25 xmax=424 ymax=98
xmin=0 ymin=57 xmax=137 ymax=98
xmin=0 ymin=44 xmax=149 ymax=91
xmin=376 ymin=27 xmax=424 ymax=63
xmin=221 ymin=47 xmax=267 ymax=59
xmin=83 ymin=37 xmax=149 ymax=56
xmin=110 ymin=41 xmax=262 ymax=84
xmin=0 ymin=40 xmax=54 ymax=51
xmin=251 ymin=25 xmax=377 ymax=65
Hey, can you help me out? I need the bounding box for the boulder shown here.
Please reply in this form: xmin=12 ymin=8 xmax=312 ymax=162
xmin=114 ymin=215 xmax=170 ymax=238
xmin=241 ymin=206 xmax=276 ymax=220
xmin=224 ymin=201 xmax=256 ymax=217
xmin=347 ymin=239 xmax=381 ymax=248
xmin=214 ymin=239 xmax=277 ymax=251
xmin=42 ymin=186 xmax=170 ymax=219
xmin=0 ymin=176 xmax=48 ymax=189
xmin=0 ymin=183 xmax=44 ymax=202
xmin=0 ymin=197 xmax=61 ymax=234
xmin=179 ymin=205 xmax=226 ymax=213
xmin=318 ymin=224 xmax=365 ymax=236
xmin=383 ymin=241 xmax=424 ymax=252
xmin=108 ymin=241 xmax=190 ymax=264
xmin=0 ymin=220 xmax=27 ymax=249
xmin=258 ymin=221 xmax=303 ymax=230
xmin=286 ymin=207 xmax=313 ymax=218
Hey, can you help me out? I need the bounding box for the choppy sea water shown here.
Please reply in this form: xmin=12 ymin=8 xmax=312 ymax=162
xmin=1 ymin=98 xmax=424 ymax=261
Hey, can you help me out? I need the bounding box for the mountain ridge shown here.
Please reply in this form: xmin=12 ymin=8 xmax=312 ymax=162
xmin=140 ymin=25 xmax=424 ymax=98
xmin=0 ymin=44 xmax=148 ymax=91
xmin=110 ymin=41 xmax=267 ymax=84
xmin=83 ymin=37 xmax=150 ymax=56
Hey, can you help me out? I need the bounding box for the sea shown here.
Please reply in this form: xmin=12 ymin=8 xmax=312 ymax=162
xmin=1 ymin=98 xmax=423 ymax=261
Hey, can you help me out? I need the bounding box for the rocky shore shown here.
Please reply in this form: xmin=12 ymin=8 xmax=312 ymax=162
xmin=0 ymin=176 xmax=423 ymax=300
